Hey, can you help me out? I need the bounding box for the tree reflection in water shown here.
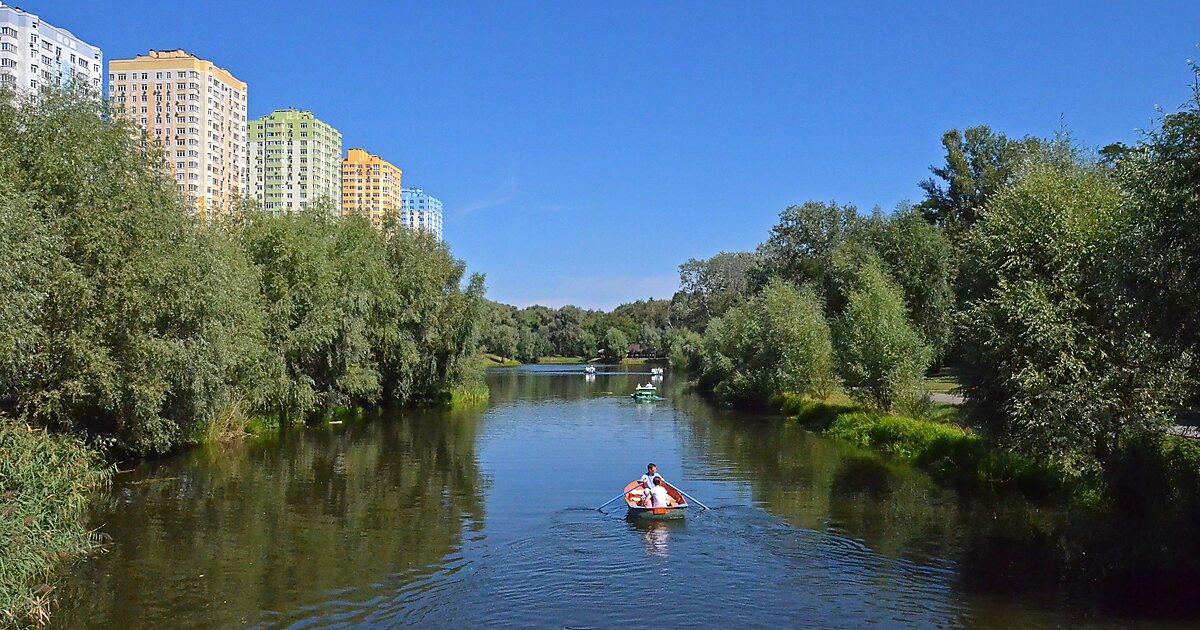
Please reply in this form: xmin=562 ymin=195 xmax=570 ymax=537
xmin=50 ymin=407 xmax=487 ymax=629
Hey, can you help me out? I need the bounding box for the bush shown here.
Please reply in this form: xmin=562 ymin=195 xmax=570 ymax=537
xmin=960 ymin=144 xmax=1190 ymax=475
xmin=832 ymin=254 xmax=932 ymax=411
xmin=699 ymin=280 xmax=836 ymax=405
xmin=771 ymin=394 xmax=859 ymax=430
xmin=0 ymin=419 xmax=111 ymax=627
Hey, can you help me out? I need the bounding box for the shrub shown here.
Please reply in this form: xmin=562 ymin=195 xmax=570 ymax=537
xmin=771 ymin=393 xmax=859 ymax=430
xmin=699 ymin=280 xmax=836 ymax=405
xmin=960 ymin=144 xmax=1190 ymax=475
xmin=0 ymin=419 xmax=111 ymax=627
xmin=832 ymin=255 xmax=932 ymax=411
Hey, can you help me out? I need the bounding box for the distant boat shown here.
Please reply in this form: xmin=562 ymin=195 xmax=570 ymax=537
xmin=584 ymin=365 xmax=596 ymax=374
xmin=650 ymin=367 xmax=664 ymax=376
xmin=623 ymin=480 xmax=687 ymax=519
xmin=631 ymin=383 xmax=657 ymax=400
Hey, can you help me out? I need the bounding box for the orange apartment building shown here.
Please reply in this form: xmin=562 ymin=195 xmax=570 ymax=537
xmin=341 ymin=148 xmax=402 ymax=228
xmin=108 ymin=49 xmax=247 ymax=220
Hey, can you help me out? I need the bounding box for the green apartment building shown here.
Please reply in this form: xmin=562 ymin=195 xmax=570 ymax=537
xmin=249 ymin=108 xmax=342 ymax=213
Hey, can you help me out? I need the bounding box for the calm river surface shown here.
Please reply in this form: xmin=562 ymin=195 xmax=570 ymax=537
xmin=50 ymin=365 xmax=1185 ymax=628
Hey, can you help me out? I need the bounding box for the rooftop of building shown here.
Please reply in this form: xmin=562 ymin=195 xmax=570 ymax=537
xmin=0 ymin=2 xmax=93 ymax=45
xmin=109 ymin=49 xmax=245 ymax=87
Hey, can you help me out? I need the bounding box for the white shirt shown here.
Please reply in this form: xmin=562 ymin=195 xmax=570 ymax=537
xmin=640 ymin=473 xmax=661 ymax=489
xmin=648 ymin=485 xmax=670 ymax=507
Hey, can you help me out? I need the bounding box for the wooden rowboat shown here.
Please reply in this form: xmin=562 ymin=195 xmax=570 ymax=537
xmin=624 ymin=480 xmax=688 ymax=520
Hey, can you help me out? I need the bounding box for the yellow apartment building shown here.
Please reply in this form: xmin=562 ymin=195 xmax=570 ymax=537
xmin=108 ymin=49 xmax=248 ymax=220
xmin=341 ymin=148 xmax=402 ymax=228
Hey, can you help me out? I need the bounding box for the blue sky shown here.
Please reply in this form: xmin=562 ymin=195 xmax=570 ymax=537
xmin=28 ymin=1 xmax=1200 ymax=310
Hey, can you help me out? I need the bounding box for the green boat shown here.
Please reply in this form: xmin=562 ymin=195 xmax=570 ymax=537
xmin=631 ymin=383 xmax=658 ymax=400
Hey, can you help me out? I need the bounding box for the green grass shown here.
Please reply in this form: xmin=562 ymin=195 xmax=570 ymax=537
xmin=449 ymin=380 xmax=490 ymax=406
xmin=771 ymin=393 xmax=1059 ymax=496
xmin=0 ymin=419 xmax=112 ymax=627
xmin=479 ymin=353 xmax=521 ymax=368
xmin=536 ymin=356 xmax=586 ymax=364
xmin=925 ymin=368 xmax=964 ymax=395
xmin=771 ymin=393 xmax=860 ymax=429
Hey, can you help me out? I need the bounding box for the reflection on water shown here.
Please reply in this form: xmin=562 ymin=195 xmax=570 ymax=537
xmin=51 ymin=407 xmax=486 ymax=629
xmin=49 ymin=364 xmax=1186 ymax=628
xmin=629 ymin=518 xmax=681 ymax=559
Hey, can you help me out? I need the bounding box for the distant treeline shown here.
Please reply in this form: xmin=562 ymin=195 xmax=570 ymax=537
xmin=478 ymin=299 xmax=678 ymax=362
xmin=0 ymin=88 xmax=487 ymax=457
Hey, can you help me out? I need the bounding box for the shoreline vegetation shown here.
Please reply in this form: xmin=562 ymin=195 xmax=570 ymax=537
xmin=0 ymin=89 xmax=489 ymax=624
xmin=647 ymin=66 xmax=1200 ymax=602
xmin=478 ymin=354 xmax=657 ymax=367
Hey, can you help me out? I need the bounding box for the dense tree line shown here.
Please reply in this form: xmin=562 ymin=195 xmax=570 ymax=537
xmin=0 ymin=88 xmax=486 ymax=456
xmin=478 ymin=298 xmax=673 ymax=362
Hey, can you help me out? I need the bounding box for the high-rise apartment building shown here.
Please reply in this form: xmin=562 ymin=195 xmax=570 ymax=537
xmin=401 ymin=187 xmax=444 ymax=240
xmin=0 ymin=3 xmax=102 ymax=94
xmin=341 ymin=148 xmax=402 ymax=228
xmin=108 ymin=50 xmax=247 ymax=220
xmin=249 ymin=109 xmax=342 ymax=213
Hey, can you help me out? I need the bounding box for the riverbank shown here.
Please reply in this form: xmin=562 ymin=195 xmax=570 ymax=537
xmin=772 ymin=394 xmax=1060 ymax=497
xmin=771 ymin=390 xmax=1200 ymax=599
xmin=479 ymin=355 xmax=662 ymax=367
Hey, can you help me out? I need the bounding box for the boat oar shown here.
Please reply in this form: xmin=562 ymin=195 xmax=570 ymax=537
xmin=596 ymin=491 xmax=627 ymax=512
xmin=674 ymin=487 xmax=710 ymax=511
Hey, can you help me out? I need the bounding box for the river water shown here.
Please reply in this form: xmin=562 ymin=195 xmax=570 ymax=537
xmin=49 ymin=365 xmax=1185 ymax=628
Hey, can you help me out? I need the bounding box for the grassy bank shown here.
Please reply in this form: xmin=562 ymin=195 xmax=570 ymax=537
xmin=536 ymin=356 xmax=586 ymax=365
xmin=479 ymin=353 xmax=521 ymax=368
xmin=771 ymin=394 xmax=1062 ymax=497
xmin=0 ymin=420 xmax=112 ymax=627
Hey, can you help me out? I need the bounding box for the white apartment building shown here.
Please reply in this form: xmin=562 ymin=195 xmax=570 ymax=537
xmin=0 ymin=3 xmax=102 ymax=94
xmin=109 ymin=50 xmax=248 ymax=220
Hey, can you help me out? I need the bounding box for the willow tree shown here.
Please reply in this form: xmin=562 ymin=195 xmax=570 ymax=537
xmin=960 ymin=145 xmax=1189 ymax=474
xmin=0 ymin=88 xmax=270 ymax=454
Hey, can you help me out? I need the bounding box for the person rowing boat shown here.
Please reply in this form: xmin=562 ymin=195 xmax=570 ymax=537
xmin=639 ymin=463 xmax=661 ymax=490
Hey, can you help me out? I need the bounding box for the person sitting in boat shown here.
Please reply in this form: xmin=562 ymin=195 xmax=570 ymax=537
xmin=639 ymin=463 xmax=661 ymax=490
xmin=647 ymin=476 xmax=671 ymax=508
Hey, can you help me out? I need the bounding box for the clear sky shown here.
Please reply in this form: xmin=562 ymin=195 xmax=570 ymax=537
xmin=25 ymin=1 xmax=1200 ymax=310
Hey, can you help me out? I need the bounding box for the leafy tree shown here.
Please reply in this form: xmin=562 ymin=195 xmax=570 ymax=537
xmin=611 ymin=299 xmax=672 ymax=329
xmin=546 ymin=306 xmax=586 ymax=357
xmin=603 ymin=327 xmax=629 ymax=360
xmin=0 ymin=87 xmax=271 ymax=453
xmin=479 ymin=301 xmax=520 ymax=360
xmin=374 ymin=227 xmax=485 ymax=405
xmin=754 ymin=201 xmax=861 ymax=289
xmin=670 ymin=252 xmax=757 ymax=331
xmin=862 ymin=204 xmax=957 ymax=361
xmin=960 ymin=144 xmax=1190 ymax=474
xmin=1116 ymin=70 xmax=1200 ymax=365
xmin=832 ymin=255 xmax=932 ymax=412
xmin=699 ymin=280 xmax=836 ymax=404
xmin=0 ymin=182 xmax=53 ymax=403
xmin=0 ymin=88 xmax=487 ymax=452
xmin=918 ymin=126 xmax=1042 ymax=235
xmin=664 ymin=328 xmax=704 ymax=372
